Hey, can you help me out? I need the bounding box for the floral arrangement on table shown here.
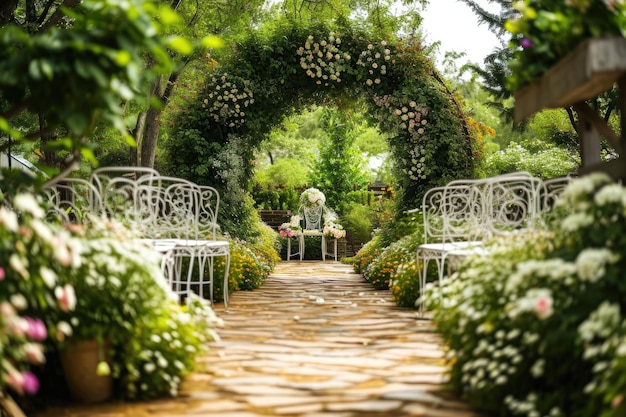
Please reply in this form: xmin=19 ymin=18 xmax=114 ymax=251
xmin=300 ymin=187 xmax=326 ymax=209
xmin=505 ymin=0 xmax=626 ymax=91
xmin=278 ymin=215 xmax=302 ymax=237
xmin=322 ymin=223 xmax=345 ymax=239
xmin=0 ymin=192 xmax=222 ymax=402
xmin=426 ymin=173 xmax=626 ymax=417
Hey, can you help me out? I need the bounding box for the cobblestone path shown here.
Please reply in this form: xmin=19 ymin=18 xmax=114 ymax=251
xmin=34 ymin=261 xmax=484 ymax=417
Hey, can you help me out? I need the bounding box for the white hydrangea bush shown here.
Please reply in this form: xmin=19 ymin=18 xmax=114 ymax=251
xmin=427 ymin=173 xmax=626 ymax=417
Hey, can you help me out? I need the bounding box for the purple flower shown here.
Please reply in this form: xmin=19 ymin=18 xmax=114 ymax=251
xmin=22 ymin=371 xmax=40 ymax=395
xmin=521 ymin=38 xmax=533 ymax=49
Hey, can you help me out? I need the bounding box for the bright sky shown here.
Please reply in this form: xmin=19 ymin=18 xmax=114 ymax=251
xmin=419 ymin=0 xmax=501 ymax=68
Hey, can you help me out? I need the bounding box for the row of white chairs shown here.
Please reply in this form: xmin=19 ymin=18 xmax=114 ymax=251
xmin=43 ymin=167 xmax=230 ymax=307
xmin=410 ymin=172 xmax=572 ymax=312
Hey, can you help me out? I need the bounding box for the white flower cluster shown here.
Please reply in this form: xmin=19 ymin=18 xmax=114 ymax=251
xmin=202 ymin=74 xmax=254 ymax=128
xmin=300 ymin=187 xmax=326 ymax=208
xmin=428 ymin=175 xmax=626 ymax=416
xmin=403 ymin=145 xmax=426 ymax=181
xmin=394 ymin=102 xmax=429 ymax=140
xmin=356 ymin=40 xmax=394 ymax=87
xmin=504 ymin=392 xmax=563 ymax=417
xmin=297 ymin=32 xmax=351 ymax=86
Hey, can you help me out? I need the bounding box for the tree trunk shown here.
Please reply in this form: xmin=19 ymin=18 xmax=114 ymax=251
xmin=130 ymin=111 xmax=147 ymax=165
xmin=38 ymin=114 xmax=60 ymax=169
xmin=140 ymin=107 xmax=162 ymax=168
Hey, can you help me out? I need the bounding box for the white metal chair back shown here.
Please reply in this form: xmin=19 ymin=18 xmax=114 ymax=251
xmin=197 ymin=185 xmax=221 ymax=240
xmin=43 ymin=177 xmax=103 ymax=223
xmin=422 ymin=183 xmax=483 ymax=245
xmin=538 ymin=176 xmax=573 ymax=213
xmin=90 ymin=166 xmax=159 ymax=225
xmin=301 ymin=205 xmax=324 ymax=231
xmin=134 ymin=175 xmax=201 ymax=240
xmin=481 ymin=174 xmax=543 ymax=237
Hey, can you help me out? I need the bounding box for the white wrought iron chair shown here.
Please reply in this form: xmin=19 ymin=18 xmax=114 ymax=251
xmin=297 ymin=204 xmax=331 ymax=261
xmin=134 ymin=176 xmax=230 ymax=306
xmin=415 ymin=182 xmax=484 ymax=311
xmin=43 ymin=177 xmax=102 ymax=223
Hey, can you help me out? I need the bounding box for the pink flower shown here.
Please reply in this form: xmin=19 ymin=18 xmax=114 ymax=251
xmin=24 ymin=317 xmax=47 ymax=341
xmin=22 ymin=371 xmax=39 ymax=395
xmin=535 ymin=296 xmax=553 ymax=320
xmin=0 ymin=267 xmax=5 ymax=280
xmin=55 ymin=284 xmax=76 ymax=312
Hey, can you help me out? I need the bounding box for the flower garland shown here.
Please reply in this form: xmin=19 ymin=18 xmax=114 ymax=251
xmin=202 ymin=73 xmax=255 ymax=128
xmin=356 ymin=40 xmax=395 ymax=87
xmin=297 ymin=32 xmax=351 ymax=86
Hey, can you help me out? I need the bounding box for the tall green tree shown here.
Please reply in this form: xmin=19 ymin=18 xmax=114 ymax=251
xmin=132 ymin=0 xmax=267 ymax=169
xmin=0 ymin=0 xmax=184 ymax=184
xmin=309 ymin=107 xmax=369 ymax=211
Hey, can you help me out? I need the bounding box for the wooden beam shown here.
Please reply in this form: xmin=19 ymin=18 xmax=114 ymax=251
xmin=515 ymin=37 xmax=626 ymax=123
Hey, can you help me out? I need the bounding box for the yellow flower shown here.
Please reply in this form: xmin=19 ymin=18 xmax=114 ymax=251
xmin=96 ymin=361 xmax=111 ymax=376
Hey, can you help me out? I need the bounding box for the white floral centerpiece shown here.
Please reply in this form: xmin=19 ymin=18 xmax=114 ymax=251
xmin=323 ymin=208 xmax=345 ymax=239
xmin=300 ymin=188 xmax=326 ymax=209
xmin=323 ymin=223 xmax=346 ymax=239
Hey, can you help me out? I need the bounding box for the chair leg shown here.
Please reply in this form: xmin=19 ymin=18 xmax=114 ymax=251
xmin=223 ymin=254 xmax=230 ymax=308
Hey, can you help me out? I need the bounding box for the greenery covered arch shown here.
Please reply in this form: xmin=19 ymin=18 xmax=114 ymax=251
xmin=165 ymin=18 xmax=479 ymax=238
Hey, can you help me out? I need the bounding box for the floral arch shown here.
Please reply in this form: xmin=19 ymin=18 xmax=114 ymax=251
xmin=165 ymin=19 xmax=480 ymax=236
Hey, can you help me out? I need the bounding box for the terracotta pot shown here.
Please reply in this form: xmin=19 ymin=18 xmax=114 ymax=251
xmin=58 ymin=338 xmax=113 ymax=403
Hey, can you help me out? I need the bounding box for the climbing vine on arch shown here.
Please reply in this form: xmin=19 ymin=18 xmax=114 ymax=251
xmin=165 ymin=18 xmax=481 ymax=238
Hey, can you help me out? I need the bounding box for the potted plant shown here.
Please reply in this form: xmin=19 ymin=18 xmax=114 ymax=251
xmin=1 ymin=192 xmax=223 ymax=405
xmin=52 ymin=215 xmax=223 ymax=402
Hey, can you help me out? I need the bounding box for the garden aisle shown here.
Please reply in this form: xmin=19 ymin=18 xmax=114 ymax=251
xmin=34 ymin=261 xmax=484 ymax=417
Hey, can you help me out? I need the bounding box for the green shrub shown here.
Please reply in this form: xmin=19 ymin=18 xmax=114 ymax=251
xmin=391 ymin=260 xmax=421 ymax=308
xmin=350 ymin=235 xmax=385 ymax=274
xmin=363 ymin=232 xmax=422 ymax=290
xmin=428 ymin=173 xmax=626 ymax=417
xmin=343 ymin=203 xmax=374 ymax=243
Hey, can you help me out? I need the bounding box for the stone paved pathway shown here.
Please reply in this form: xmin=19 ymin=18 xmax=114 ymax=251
xmin=34 ymin=261 xmax=485 ymax=417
